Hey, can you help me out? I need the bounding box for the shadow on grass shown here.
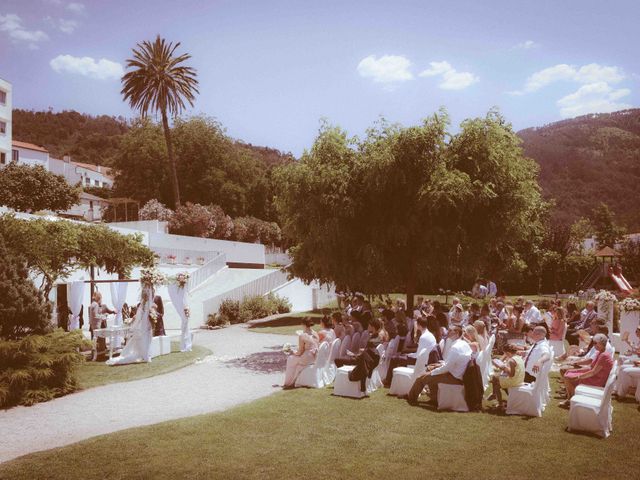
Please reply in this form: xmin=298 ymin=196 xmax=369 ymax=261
xmin=223 ymin=351 xmax=287 ymax=374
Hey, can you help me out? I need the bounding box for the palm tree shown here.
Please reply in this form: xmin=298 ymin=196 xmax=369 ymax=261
xmin=121 ymin=35 xmax=199 ymax=207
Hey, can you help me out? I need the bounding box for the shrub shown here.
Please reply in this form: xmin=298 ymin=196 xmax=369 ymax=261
xmin=218 ymin=299 xmax=241 ymax=324
xmin=139 ymin=199 xmax=174 ymax=222
xmin=265 ymin=292 xmax=292 ymax=314
xmin=206 ymin=314 xmax=228 ymax=328
xmin=238 ymin=293 xmax=291 ymax=322
xmin=0 ymin=329 xmax=89 ymax=408
xmin=0 ymin=239 xmax=51 ymax=340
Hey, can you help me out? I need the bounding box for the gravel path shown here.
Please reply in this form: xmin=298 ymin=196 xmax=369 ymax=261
xmin=0 ymin=326 xmax=295 ymax=464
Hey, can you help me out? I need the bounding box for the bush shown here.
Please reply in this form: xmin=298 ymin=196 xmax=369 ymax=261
xmin=206 ymin=314 xmax=229 ymax=328
xmin=139 ymin=199 xmax=174 ymax=222
xmin=218 ymin=299 xmax=241 ymax=324
xmin=0 ymin=239 xmax=51 ymax=340
xmin=265 ymin=292 xmax=292 ymax=314
xmin=238 ymin=293 xmax=291 ymax=322
xmin=0 ymin=329 xmax=89 ymax=408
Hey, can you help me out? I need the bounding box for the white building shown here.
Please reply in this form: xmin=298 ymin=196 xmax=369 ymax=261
xmin=0 ymin=78 xmax=11 ymax=166
xmin=61 ymin=191 xmax=110 ymax=222
xmin=72 ymin=160 xmax=113 ymax=188
xmin=11 ymin=140 xmax=49 ymax=169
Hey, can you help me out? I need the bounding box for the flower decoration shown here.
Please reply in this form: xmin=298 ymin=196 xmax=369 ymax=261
xmin=140 ymin=268 xmax=167 ymax=287
xmin=594 ymin=290 xmax=618 ymax=303
xmin=282 ymin=343 xmax=293 ymax=355
xmin=171 ymin=272 xmax=191 ymax=289
xmin=619 ymin=297 xmax=640 ymax=314
xmin=184 ymin=306 xmax=191 ymax=318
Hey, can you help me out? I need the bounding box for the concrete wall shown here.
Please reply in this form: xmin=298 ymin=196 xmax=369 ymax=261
xmin=15 ymin=146 xmax=48 ymax=169
xmin=49 ymin=157 xmax=82 ymax=185
xmin=148 ymin=232 xmax=265 ymax=266
xmin=0 ymin=78 xmax=10 ymax=164
xmin=109 ymin=220 xmax=168 ymax=234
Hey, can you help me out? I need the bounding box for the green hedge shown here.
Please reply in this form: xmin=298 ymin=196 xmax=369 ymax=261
xmin=0 ymin=329 xmax=89 ymax=408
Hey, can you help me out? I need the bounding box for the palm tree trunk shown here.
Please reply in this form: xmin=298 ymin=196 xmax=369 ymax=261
xmin=161 ymin=109 xmax=181 ymax=208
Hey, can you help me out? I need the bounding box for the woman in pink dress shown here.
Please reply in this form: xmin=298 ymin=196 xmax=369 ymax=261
xmin=549 ymin=306 xmax=567 ymax=356
xmin=560 ymin=333 xmax=613 ymax=407
xmin=283 ymin=318 xmax=319 ymax=388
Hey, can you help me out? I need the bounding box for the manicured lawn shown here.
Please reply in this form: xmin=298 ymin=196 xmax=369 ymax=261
xmin=1 ymin=375 xmax=638 ymax=480
xmin=76 ymin=343 xmax=211 ymax=389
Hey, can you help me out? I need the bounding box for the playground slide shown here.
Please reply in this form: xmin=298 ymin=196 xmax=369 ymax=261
xmin=610 ymin=272 xmax=633 ymax=293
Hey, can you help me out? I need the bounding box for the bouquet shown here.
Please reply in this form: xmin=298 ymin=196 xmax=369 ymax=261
xmin=594 ymin=290 xmax=617 ymax=303
xmin=172 ymin=272 xmax=191 ymax=289
xmin=619 ymin=297 xmax=640 ymax=314
xmin=184 ymin=306 xmax=191 ymax=318
xmin=140 ymin=268 xmax=167 ymax=287
xmin=282 ymin=343 xmax=293 ymax=355
xmin=149 ymin=305 xmax=158 ymax=328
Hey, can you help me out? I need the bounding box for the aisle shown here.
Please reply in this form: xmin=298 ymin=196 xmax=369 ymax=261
xmin=0 ymin=326 xmax=294 ymax=463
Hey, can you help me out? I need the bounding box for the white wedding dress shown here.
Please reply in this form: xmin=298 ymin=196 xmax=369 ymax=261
xmin=106 ymin=285 xmax=154 ymax=365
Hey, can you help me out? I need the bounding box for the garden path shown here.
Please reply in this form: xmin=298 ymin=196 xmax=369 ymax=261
xmin=0 ymin=325 xmax=294 ymax=463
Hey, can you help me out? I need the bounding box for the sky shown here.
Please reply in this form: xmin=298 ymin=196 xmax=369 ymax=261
xmin=1 ymin=0 xmax=639 ymax=156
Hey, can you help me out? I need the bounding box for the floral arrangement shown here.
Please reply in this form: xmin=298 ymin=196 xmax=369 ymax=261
xmin=171 ymin=272 xmax=190 ymax=289
xmin=282 ymin=343 xmax=293 ymax=355
xmin=197 ymin=256 xmax=206 ymax=265
xmin=184 ymin=306 xmax=191 ymax=318
xmin=619 ymin=297 xmax=640 ymax=314
xmin=149 ymin=305 xmax=159 ymax=328
xmin=140 ymin=268 xmax=167 ymax=287
xmin=594 ymin=290 xmax=618 ymax=303
xmin=568 ymin=295 xmax=579 ymax=302
xmin=184 ymin=256 xmax=192 ymax=265
xmin=166 ymin=254 xmax=177 ymax=264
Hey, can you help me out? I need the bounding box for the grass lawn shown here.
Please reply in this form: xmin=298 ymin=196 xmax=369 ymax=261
xmin=76 ymin=342 xmax=211 ymax=390
xmin=1 ymin=375 xmax=639 ymax=480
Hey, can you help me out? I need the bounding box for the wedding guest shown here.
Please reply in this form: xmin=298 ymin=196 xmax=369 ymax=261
xmin=406 ymin=325 xmax=472 ymax=407
xmin=449 ymin=304 xmax=466 ymax=328
xmin=567 ymin=301 xmax=597 ymax=345
xmin=521 ymin=326 xmax=552 ymax=383
xmin=344 ymin=318 xmax=384 ymax=392
xmin=382 ymin=309 xmax=397 ymax=340
xmin=449 ymin=297 xmax=461 ymax=318
xmin=473 ymin=320 xmax=490 ymax=348
xmin=361 ymin=301 xmax=373 ymax=329
xmin=318 ymin=315 xmax=336 ymax=344
xmin=487 ymin=278 xmax=498 ymax=298
xmin=478 ymin=304 xmax=494 ymax=334
xmin=331 ymin=312 xmax=346 ymax=339
xmin=283 ymin=318 xmax=319 ymax=388
xmin=487 ymin=343 xmax=525 ymax=410
xmin=522 ymin=300 xmax=542 ymax=325
xmin=432 ymin=301 xmax=449 ymax=337
xmin=549 ymin=306 xmax=567 ymax=356
xmin=615 ymin=327 xmax=640 ymax=399
xmin=463 ymin=324 xmax=484 ymax=353
xmin=152 ymin=294 xmax=166 ymax=336
xmin=560 ymin=334 xmax=614 ymax=406
xmin=383 ymin=316 xmax=436 ymax=387
xmin=89 ymin=291 xmax=115 ymax=360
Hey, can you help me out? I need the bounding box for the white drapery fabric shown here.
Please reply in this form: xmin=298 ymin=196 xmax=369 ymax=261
xmin=168 ymin=283 xmax=192 ymax=352
xmin=109 ymin=281 xmax=129 ymax=348
xmin=107 ymin=284 xmax=153 ymax=365
xmin=68 ymin=281 xmax=85 ymax=330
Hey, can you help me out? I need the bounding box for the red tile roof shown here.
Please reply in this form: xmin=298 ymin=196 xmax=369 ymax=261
xmin=71 ymin=161 xmax=114 ymax=180
xmin=12 ymin=140 xmax=48 ymax=153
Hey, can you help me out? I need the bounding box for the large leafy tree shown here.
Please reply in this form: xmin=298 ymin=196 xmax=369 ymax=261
xmin=275 ymin=111 xmax=546 ymax=307
xmin=0 ymin=164 xmax=80 ymax=213
xmin=590 ymin=202 xmax=626 ymax=248
xmin=121 ymin=35 xmax=199 ymax=208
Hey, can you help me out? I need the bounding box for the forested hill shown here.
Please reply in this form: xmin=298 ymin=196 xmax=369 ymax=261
xmin=517 ymin=109 xmax=640 ymax=231
xmin=11 ymin=109 xmax=294 ymax=168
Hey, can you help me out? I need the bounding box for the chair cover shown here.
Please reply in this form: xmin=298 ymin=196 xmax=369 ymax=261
xmin=505 ymin=355 xmax=553 ymax=417
xmin=296 ymin=342 xmax=331 ymax=388
xmin=323 ymin=338 xmax=342 ymax=385
xmin=350 ymin=332 xmax=361 ymax=353
xmin=168 ymin=283 xmax=191 ymax=352
xmin=109 ymin=281 xmax=128 ymax=349
xmin=368 ymin=343 xmax=386 ymax=391
xmin=333 ymin=366 xmax=365 ymax=398
xmin=338 ymin=335 xmax=351 ymax=358
xmin=359 ymin=331 xmax=370 ymax=350
xmin=389 ymin=347 xmax=429 ymax=396
xmin=575 ymin=363 xmax=618 ymax=398
xmin=438 ymin=384 xmax=469 ymax=412
xmin=568 ymin=372 xmax=616 ymax=438
xmin=68 ymin=280 xmax=85 ymax=330
xmin=377 ymin=336 xmax=400 ymax=381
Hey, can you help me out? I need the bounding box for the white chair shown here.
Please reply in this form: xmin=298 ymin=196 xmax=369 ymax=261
xmin=368 ymin=343 xmax=387 ymax=391
xmin=568 ymin=372 xmax=616 ymax=438
xmin=540 ymin=347 xmax=555 ymax=407
xmin=505 ymin=357 xmax=553 ymax=417
xmin=295 ymin=342 xmax=331 ymax=388
xmin=359 ymin=331 xmax=370 ymax=350
xmin=333 ymin=344 xmax=386 ymax=398
xmin=575 ymin=363 xmax=618 ymax=399
xmin=389 ymin=348 xmax=429 ymax=397
xmin=377 ymin=336 xmax=400 ymax=382
xmin=338 ymin=335 xmax=351 ymax=358
xmin=323 ymin=338 xmax=342 ymax=385
xmin=350 ymin=332 xmax=361 ymax=353
xmin=437 ymin=383 xmax=469 ymax=412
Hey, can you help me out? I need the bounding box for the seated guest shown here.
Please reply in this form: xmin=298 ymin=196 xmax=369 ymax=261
xmin=473 ymin=320 xmax=490 ymax=350
xmin=383 ymin=315 xmax=438 ymax=387
xmin=345 ymin=318 xmax=384 ymax=392
xmin=468 ymin=303 xmax=481 ymax=324
xmin=488 ymin=343 xmax=525 ymax=410
xmin=521 ymin=326 xmax=552 ymax=383
xmin=462 ymin=324 xmax=484 ymax=353
xmin=406 ymin=325 xmax=472 ymax=407
xmin=335 ymin=318 xmax=383 ymax=367
xmin=449 ymin=303 xmax=466 ymax=328
xmin=361 ymin=301 xmax=373 ymax=329
xmin=566 ymin=301 xmax=597 ymax=345
xmin=343 ymin=314 xmax=355 ymax=337
xmin=318 ymin=315 xmax=336 ymax=344
xmin=432 ymin=301 xmax=448 ymax=338
xmin=331 ymin=312 xmax=346 ymax=339
xmin=382 ymin=309 xmax=397 ymax=341
xmin=560 ymin=333 xmax=614 ymax=406
xmin=283 ymin=318 xmax=319 ymax=388
xmin=478 ymin=304 xmax=494 ymax=334
xmin=449 ymin=297 xmax=462 ymax=318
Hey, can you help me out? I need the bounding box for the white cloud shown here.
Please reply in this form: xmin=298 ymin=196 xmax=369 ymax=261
xmin=66 ymin=2 xmax=85 ymax=14
xmin=50 ymin=54 xmax=124 ymax=80
xmin=512 ymin=40 xmax=539 ymax=50
xmin=357 ymin=55 xmax=413 ymax=84
xmin=557 ymin=82 xmax=631 ymax=118
xmin=45 ymin=16 xmax=79 ymax=34
xmin=0 ymin=13 xmax=49 ymax=49
xmin=515 ymin=63 xmax=626 ymax=94
xmin=419 ymin=61 xmax=478 ymax=90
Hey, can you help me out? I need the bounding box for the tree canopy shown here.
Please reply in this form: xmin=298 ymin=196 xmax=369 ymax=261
xmin=275 ymin=111 xmax=546 ymax=306
xmin=0 ymin=164 xmax=80 ymax=213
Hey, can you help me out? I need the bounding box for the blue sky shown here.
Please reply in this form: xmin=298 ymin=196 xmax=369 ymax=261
xmin=1 ymin=0 xmax=639 ymax=156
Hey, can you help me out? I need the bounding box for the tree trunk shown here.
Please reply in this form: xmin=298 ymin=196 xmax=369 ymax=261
xmin=405 ymin=263 xmax=417 ymax=312
xmin=161 ymin=109 xmax=181 ymax=208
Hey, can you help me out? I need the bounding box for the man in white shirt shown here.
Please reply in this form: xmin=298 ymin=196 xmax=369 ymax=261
xmin=522 ymin=300 xmax=542 ymax=325
xmin=384 ymin=316 xmax=436 ymax=387
xmin=487 ymin=279 xmax=497 ymax=297
xmin=407 ymin=325 xmax=472 ymax=406
xmin=522 ymin=326 xmax=552 ymax=382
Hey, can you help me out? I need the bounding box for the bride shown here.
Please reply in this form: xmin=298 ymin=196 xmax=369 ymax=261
xmin=107 ymin=270 xmax=159 ymax=365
